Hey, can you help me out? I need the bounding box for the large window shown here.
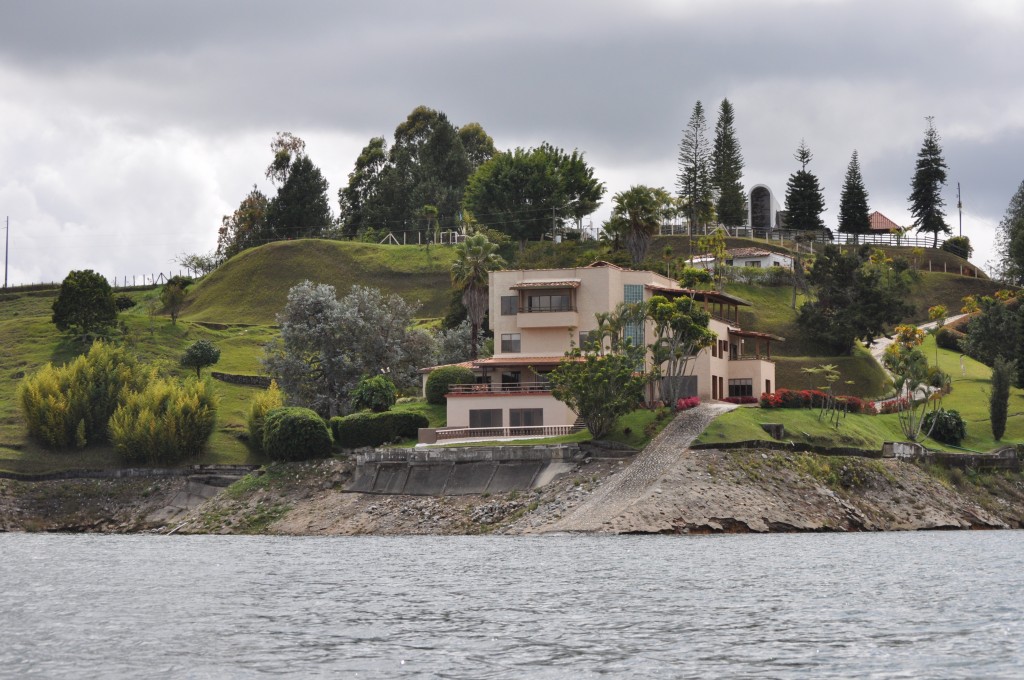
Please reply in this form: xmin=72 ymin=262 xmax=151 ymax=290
xmin=500 ymin=295 xmax=518 ymax=316
xmin=500 ymin=333 xmax=521 ymax=353
xmin=728 ymin=378 xmax=753 ymax=398
xmin=510 ymin=408 xmax=543 ymax=428
xmin=623 ymin=284 xmax=644 ymax=349
xmin=469 ymin=409 xmax=503 ymax=428
xmin=526 ymin=292 xmax=571 ymax=312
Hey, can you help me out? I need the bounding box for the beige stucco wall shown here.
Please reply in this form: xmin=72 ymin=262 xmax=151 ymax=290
xmin=445 ymin=393 xmax=576 ymax=429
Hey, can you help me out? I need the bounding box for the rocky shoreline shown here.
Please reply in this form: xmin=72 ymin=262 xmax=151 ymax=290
xmin=3 ymin=446 xmax=1022 ymax=535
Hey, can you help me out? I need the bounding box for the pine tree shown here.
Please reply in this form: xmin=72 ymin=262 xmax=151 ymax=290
xmin=995 ymin=179 xmax=1024 ymax=285
xmin=784 ymin=140 xmax=826 ymax=231
xmin=711 ymin=99 xmax=747 ymax=228
xmin=677 ymin=101 xmax=714 ymax=233
xmin=838 ymin=150 xmax=871 ymax=243
xmin=908 ymin=116 xmax=949 ymax=248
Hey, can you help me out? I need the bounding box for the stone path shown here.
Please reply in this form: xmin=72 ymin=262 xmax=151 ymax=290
xmin=541 ymin=402 xmax=736 ymax=532
xmin=868 ymin=313 xmax=968 ymax=405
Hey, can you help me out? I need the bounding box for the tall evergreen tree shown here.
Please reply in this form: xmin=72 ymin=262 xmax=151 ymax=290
xmin=908 ymin=116 xmax=950 ymax=247
xmin=784 ymin=140 xmax=826 ymax=231
xmin=711 ymin=99 xmax=746 ymax=228
xmin=838 ymin=150 xmax=871 ymax=243
xmin=995 ymin=179 xmax=1024 ymax=285
xmin=677 ymin=101 xmax=714 ymax=232
xmin=265 ymin=154 xmax=333 ymax=239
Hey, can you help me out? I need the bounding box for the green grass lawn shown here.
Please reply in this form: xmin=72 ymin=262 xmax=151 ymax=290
xmin=699 ymin=336 xmax=1024 ymax=453
xmin=181 ymin=239 xmax=456 ymax=324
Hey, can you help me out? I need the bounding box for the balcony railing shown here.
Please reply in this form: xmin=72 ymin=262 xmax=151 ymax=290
xmin=435 ymin=425 xmax=580 ymax=441
xmin=519 ymin=304 xmax=576 ymax=313
xmin=447 ymin=382 xmax=552 ymax=395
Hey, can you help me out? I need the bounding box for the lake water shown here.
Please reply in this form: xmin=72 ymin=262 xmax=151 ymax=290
xmin=1 ymin=532 xmax=1021 ymax=678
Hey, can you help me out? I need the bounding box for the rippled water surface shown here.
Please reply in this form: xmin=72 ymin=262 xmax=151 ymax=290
xmin=1 ymin=532 xmax=1022 ymax=678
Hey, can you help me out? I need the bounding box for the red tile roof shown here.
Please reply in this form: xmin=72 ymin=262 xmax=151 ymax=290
xmin=869 ymin=211 xmax=901 ymax=232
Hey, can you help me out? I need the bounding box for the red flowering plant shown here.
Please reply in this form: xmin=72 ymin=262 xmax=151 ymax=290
xmin=676 ymin=396 xmax=701 ymax=411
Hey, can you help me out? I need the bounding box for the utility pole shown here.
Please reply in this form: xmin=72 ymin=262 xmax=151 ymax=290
xmin=957 ymin=182 xmax=962 ymax=238
xmin=3 ymin=216 xmax=8 ymax=290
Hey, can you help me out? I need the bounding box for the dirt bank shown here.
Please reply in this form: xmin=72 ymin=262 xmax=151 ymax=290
xmin=4 ymin=449 xmax=1021 ymax=535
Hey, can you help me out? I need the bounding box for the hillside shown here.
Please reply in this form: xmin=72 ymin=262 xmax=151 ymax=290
xmin=182 ymin=239 xmax=457 ymax=324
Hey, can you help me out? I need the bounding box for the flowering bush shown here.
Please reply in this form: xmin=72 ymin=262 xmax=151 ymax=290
xmin=759 ymin=390 xmax=876 ymax=414
xmin=878 ymin=398 xmax=909 ymax=415
xmin=676 ymin=396 xmax=701 ymax=411
xmin=723 ymin=396 xmax=759 ymax=404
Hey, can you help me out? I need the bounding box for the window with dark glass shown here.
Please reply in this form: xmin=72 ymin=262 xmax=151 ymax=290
xmin=469 ymin=409 xmax=503 ymax=428
xmin=728 ymin=378 xmax=753 ymax=397
xmin=510 ymin=408 xmax=543 ymax=427
xmin=500 ymin=333 xmax=521 ymax=352
xmin=526 ymin=291 xmax=571 ymax=312
xmin=501 ymin=295 xmax=518 ymax=315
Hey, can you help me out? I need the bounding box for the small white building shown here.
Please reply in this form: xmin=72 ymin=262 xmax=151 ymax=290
xmin=687 ymin=248 xmax=794 ymax=271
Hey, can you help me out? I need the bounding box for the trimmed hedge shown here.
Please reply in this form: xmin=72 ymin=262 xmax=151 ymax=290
xmin=425 ymin=365 xmax=475 ymax=405
xmin=262 ymin=407 xmax=332 ymax=461
xmin=923 ymin=409 xmax=967 ymax=446
xmin=935 ymin=327 xmax=963 ymax=352
xmin=330 ymin=411 xmax=430 ymax=448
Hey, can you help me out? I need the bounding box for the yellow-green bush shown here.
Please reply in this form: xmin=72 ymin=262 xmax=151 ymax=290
xmin=247 ymin=380 xmax=284 ymax=451
xmin=108 ymin=377 xmax=219 ymax=465
xmin=17 ymin=341 xmax=146 ymax=449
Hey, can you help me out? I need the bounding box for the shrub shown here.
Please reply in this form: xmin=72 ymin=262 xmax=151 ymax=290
xmin=350 ymin=375 xmax=397 ymax=413
xmin=109 ymin=377 xmax=218 ymax=464
xmin=759 ymin=389 xmax=875 ymax=414
xmin=181 ymin=339 xmax=221 ymax=379
xmin=879 ymin=398 xmax=909 ymax=415
xmin=331 ymin=411 xmax=430 ymax=448
xmin=934 ymin=327 xmax=963 ymax=352
xmin=18 ymin=341 xmax=146 ymax=449
xmin=940 ymin=236 xmax=973 ymax=259
xmin=425 ymin=365 xmax=475 ymax=405
xmin=262 ymin=407 xmax=332 ymax=461
xmin=675 ymin=396 xmax=701 ymax=411
xmin=990 ymin=357 xmax=1014 ymax=441
xmin=923 ymin=409 xmax=966 ymax=446
xmin=247 ymin=380 xmax=284 ymax=451
xmin=724 ymin=396 xmax=759 ymax=405
xmin=114 ymin=294 xmax=137 ymax=311
xmin=165 ymin=275 xmax=194 ymax=290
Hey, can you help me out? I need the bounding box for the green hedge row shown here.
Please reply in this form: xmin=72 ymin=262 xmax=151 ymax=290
xmin=330 ymin=411 xmax=429 ymax=448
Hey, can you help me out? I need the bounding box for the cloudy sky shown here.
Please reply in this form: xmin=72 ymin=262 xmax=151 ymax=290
xmin=2 ymin=0 xmax=1022 ymax=286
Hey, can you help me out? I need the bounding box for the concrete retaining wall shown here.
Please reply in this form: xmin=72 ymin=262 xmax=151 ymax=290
xmin=348 ymin=445 xmax=583 ymax=496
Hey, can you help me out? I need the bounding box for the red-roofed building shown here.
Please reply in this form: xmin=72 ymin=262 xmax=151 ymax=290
xmin=869 ymin=211 xmax=902 ymax=233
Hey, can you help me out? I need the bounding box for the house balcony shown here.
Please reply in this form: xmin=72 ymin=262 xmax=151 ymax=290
xmin=447 ymin=382 xmax=552 ymax=396
xmin=516 ymin=306 xmax=579 ymax=328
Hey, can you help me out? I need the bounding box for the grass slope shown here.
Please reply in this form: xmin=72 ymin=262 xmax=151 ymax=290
xmin=182 ymin=239 xmax=457 ymax=324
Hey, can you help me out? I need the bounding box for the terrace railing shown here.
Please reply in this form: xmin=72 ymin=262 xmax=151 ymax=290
xmin=435 ymin=425 xmax=580 ymax=441
xmin=447 ymin=382 xmax=552 ymax=395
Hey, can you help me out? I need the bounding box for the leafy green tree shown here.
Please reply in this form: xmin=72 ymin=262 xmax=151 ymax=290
xmin=908 ymin=116 xmax=950 ymax=248
xmin=181 ymin=340 xmax=221 ymax=378
xmin=264 ymin=282 xmax=425 ymax=417
xmin=883 ymin=325 xmax=943 ymax=441
xmin=51 ymin=269 xmax=117 ymax=341
xmin=797 ymin=245 xmax=914 ymax=354
xmin=463 ymin=144 xmax=604 ymax=245
xmin=160 ymin=283 xmax=187 ymax=324
xmin=265 ymin=154 xmax=333 ymax=239
xmin=338 ymin=107 xmax=492 ymax=237
xmin=677 ymin=100 xmax=714 ymax=232
xmin=265 ymin=132 xmax=307 ymax=186
xmin=838 ymin=150 xmax=871 ymax=243
xmin=785 ymin=140 xmax=826 ymax=231
xmin=711 ymin=98 xmax=746 ymax=228
xmin=990 ymin=356 xmax=1014 ymax=441
xmin=606 ymin=185 xmax=671 ymax=265
xmin=351 ymin=375 xmax=398 ymax=413
xmin=451 ymin=232 xmax=505 ymax=359
xmin=995 ymin=179 xmax=1024 ymax=284
xmin=647 ymin=295 xmax=716 ymax=405
xmin=425 ymin=365 xmax=476 ymax=405
xmin=175 ymin=250 xmax=220 ymax=277
xmin=548 ymin=336 xmax=653 ymax=440
xmin=217 ymin=186 xmax=271 ymax=259
xmin=960 ymin=294 xmax=1024 ymax=386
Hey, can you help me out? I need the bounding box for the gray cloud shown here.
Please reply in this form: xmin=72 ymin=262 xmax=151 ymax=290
xmin=1 ymin=0 xmax=1022 ymax=284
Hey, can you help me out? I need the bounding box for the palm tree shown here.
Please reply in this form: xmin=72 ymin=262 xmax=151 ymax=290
xmin=451 ymin=233 xmax=506 ymax=359
xmin=613 ymin=185 xmax=670 ymax=265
